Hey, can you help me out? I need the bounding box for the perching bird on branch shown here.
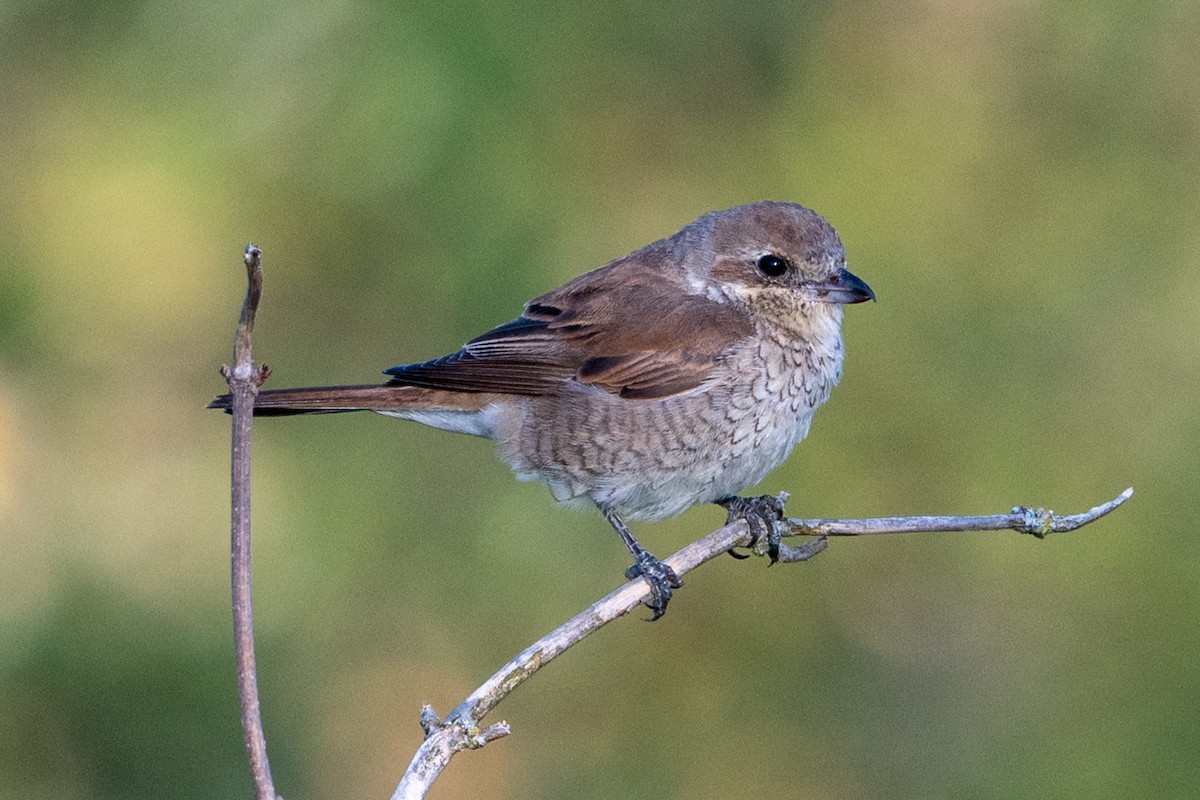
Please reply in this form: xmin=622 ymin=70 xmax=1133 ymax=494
xmin=211 ymin=201 xmax=874 ymax=618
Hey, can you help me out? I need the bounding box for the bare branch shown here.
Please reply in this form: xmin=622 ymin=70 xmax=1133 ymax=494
xmin=776 ymin=486 xmax=1135 ymax=557
xmin=392 ymin=487 xmax=1133 ymax=798
xmin=221 ymin=244 xmax=280 ymax=800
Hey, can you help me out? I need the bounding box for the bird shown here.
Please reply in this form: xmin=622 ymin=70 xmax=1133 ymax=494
xmin=210 ymin=201 xmax=874 ymax=618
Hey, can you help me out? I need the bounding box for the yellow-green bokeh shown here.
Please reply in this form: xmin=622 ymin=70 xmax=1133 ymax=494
xmin=2 ymin=1 xmax=1197 ymax=798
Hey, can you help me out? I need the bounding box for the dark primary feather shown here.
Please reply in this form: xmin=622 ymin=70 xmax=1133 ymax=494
xmin=385 ymin=251 xmax=755 ymax=400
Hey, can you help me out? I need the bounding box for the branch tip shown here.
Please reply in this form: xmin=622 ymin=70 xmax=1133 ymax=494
xmin=470 ymin=722 xmax=511 ymax=747
xmin=775 ymin=536 xmax=829 ymax=563
xmin=245 ymin=242 xmax=262 ymax=266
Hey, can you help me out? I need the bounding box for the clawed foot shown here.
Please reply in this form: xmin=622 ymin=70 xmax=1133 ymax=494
xmin=718 ymin=492 xmax=789 ymax=563
xmin=625 ymin=551 xmax=683 ymax=621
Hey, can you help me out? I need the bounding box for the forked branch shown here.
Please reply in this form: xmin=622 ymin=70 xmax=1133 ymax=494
xmin=392 ymin=487 xmax=1133 ymax=799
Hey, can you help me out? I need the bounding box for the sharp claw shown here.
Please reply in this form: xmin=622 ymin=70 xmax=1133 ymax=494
xmin=718 ymin=494 xmax=792 ymax=561
xmin=747 ymin=513 xmax=764 ymax=543
xmin=627 ymin=552 xmax=682 ymax=620
xmin=766 ymin=541 xmax=781 ymax=566
xmin=647 ymin=598 xmax=667 ymax=621
xmin=602 ymin=508 xmax=684 ymax=619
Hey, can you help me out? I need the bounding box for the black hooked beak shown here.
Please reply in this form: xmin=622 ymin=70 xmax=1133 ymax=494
xmin=807 ymin=268 xmax=875 ymax=304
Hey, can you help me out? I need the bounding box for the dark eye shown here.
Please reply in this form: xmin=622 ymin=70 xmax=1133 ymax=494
xmin=757 ymin=253 xmax=790 ymax=277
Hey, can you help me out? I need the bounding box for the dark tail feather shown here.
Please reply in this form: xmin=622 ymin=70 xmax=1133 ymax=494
xmin=208 ymin=384 xmax=417 ymax=416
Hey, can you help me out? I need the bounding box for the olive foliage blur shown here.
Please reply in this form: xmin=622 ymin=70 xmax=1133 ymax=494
xmin=1 ymin=2 xmax=1197 ymax=798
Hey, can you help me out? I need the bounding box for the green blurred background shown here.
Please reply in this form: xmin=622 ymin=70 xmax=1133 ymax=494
xmin=2 ymin=1 xmax=1197 ymax=798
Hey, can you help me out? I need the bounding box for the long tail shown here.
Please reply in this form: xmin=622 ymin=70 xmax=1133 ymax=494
xmin=207 ymin=384 xmax=470 ymax=416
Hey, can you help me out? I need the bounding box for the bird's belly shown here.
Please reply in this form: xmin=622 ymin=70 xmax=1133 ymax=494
xmin=494 ymin=374 xmax=825 ymax=521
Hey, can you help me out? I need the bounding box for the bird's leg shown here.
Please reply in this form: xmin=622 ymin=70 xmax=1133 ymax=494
xmin=717 ymin=492 xmax=792 ymax=563
xmin=601 ymin=508 xmax=683 ymax=621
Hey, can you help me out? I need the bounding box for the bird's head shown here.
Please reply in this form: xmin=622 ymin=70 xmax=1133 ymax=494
xmin=683 ymin=202 xmax=874 ymax=325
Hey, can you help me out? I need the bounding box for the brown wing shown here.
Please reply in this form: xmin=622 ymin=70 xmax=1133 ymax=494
xmin=385 ymin=253 xmax=754 ymax=400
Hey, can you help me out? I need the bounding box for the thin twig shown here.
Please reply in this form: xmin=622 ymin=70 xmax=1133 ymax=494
xmin=776 ymin=486 xmax=1136 ymax=557
xmin=220 ymin=244 xmax=278 ymax=800
xmin=392 ymin=487 xmax=1133 ymax=799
